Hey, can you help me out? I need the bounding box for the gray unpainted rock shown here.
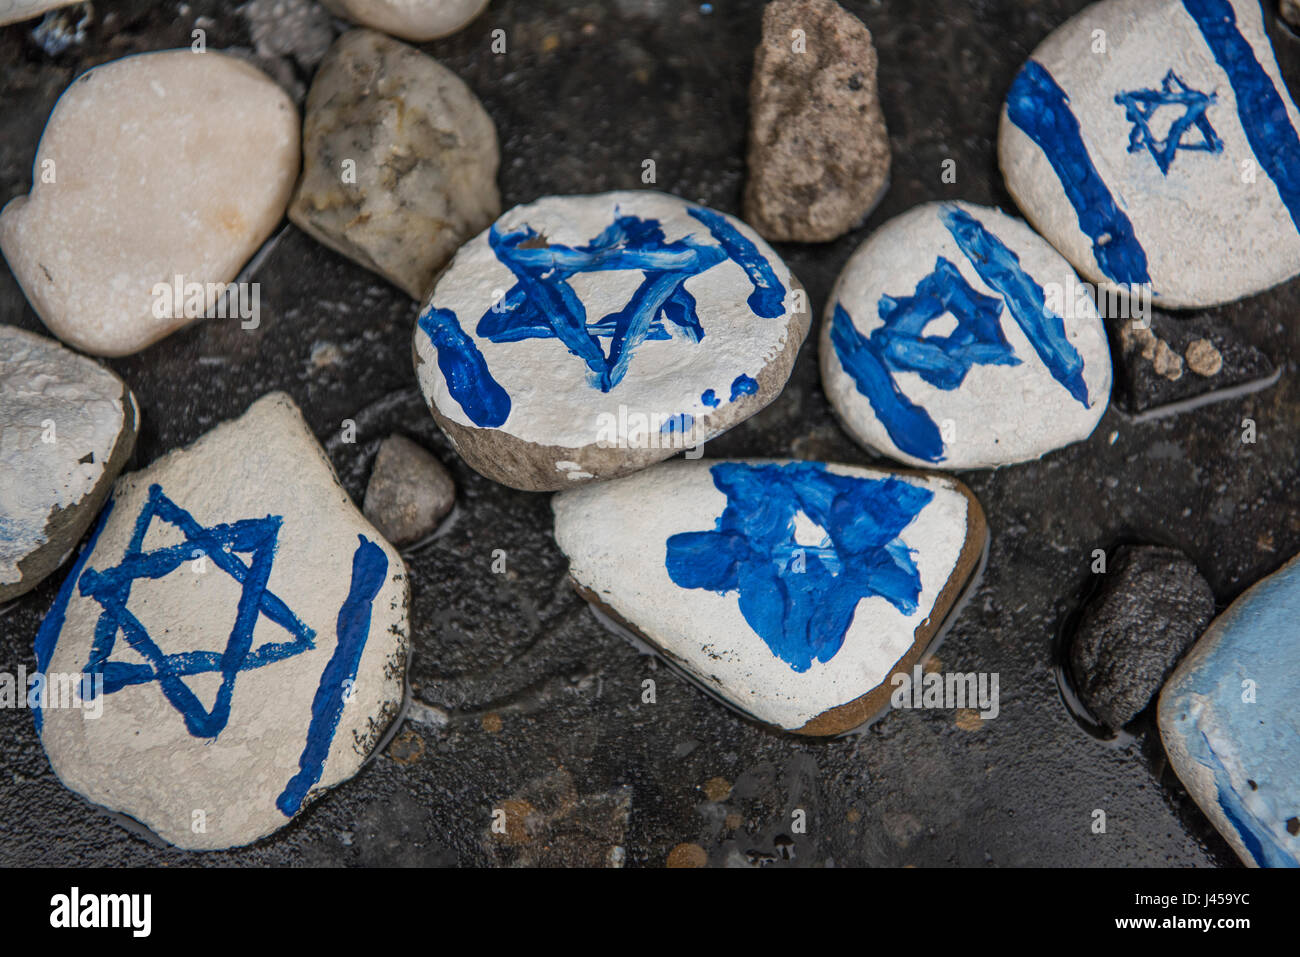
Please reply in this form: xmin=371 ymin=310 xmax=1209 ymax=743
xmin=0 ymin=325 xmax=137 ymax=602
xmin=363 ymin=433 xmax=455 ymax=546
xmin=289 ymin=29 xmax=501 ymax=301
xmin=1070 ymin=545 xmax=1215 ymax=730
xmin=743 ymin=0 xmax=890 ymax=243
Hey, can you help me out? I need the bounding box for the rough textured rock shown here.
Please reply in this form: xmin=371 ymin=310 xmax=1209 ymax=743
xmin=1112 ymin=309 xmax=1278 ymax=420
xmin=363 ymin=433 xmax=455 ymax=546
xmin=1159 ymin=551 xmax=1300 ymax=867
xmin=0 ymin=0 xmax=81 ymax=27
xmin=553 ymin=458 xmax=987 ymax=736
xmin=318 ymin=0 xmax=488 ymax=41
xmin=820 ymin=201 xmax=1112 ymax=469
xmin=237 ymin=0 xmax=335 ymax=69
xmin=0 ymin=325 xmax=137 ymax=602
xmin=33 ymin=392 xmax=409 ymax=850
xmin=0 ymin=50 xmax=299 ymax=356
xmin=743 ymin=0 xmax=889 ymax=243
xmin=290 ymin=29 xmax=500 ymax=301
xmin=414 ymin=190 xmax=809 ymax=491
xmin=1069 ymin=545 xmax=1215 ymax=730
xmin=999 ymin=0 xmax=1300 ymax=309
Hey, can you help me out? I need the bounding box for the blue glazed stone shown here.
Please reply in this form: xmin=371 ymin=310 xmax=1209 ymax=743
xmin=999 ymin=0 xmax=1300 ymax=308
xmin=820 ymin=201 xmax=1111 ymax=469
xmin=1158 ymin=553 xmax=1300 ymax=867
xmin=552 ymin=458 xmax=987 ymax=735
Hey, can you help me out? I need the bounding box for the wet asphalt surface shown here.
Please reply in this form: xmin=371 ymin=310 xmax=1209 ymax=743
xmin=3 ymin=0 xmax=1299 ymax=867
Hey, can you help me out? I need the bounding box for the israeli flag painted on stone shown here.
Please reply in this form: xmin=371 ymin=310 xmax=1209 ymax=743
xmin=999 ymin=0 xmax=1300 ymax=308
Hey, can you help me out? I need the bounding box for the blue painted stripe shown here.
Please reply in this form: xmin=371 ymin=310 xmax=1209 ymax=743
xmin=32 ymin=497 xmax=114 ymax=735
xmin=1005 ymin=60 xmax=1152 ymax=286
xmin=417 ymin=305 xmax=512 ymax=428
xmin=1183 ymin=0 xmax=1300 ymax=231
xmin=276 ymin=535 xmax=388 ymax=817
xmin=940 ymin=206 xmax=1091 ymax=406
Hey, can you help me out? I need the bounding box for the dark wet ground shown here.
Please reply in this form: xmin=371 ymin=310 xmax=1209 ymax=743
xmin=4 ymin=0 xmax=1298 ymax=867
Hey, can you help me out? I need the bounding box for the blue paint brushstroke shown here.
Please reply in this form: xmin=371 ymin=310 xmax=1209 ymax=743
xmin=32 ymin=497 xmax=114 ymax=735
xmin=701 ymin=389 xmax=720 ymax=408
xmin=1183 ymin=0 xmax=1300 ymax=232
xmin=417 ymin=306 xmax=512 ymax=428
xmin=659 ymin=412 xmax=695 ymax=434
xmin=665 ymin=462 xmax=933 ymax=672
xmin=74 ymin=484 xmax=316 ymax=739
xmin=729 ymin=374 xmax=758 ymax=401
xmin=1006 ymin=60 xmax=1152 ymax=286
xmin=940 ymin=205 xmax=1090 ymax=405
xmin=1115 ymin=70 xmax=1224 ymax=175
xmin=686 ymin=206 xmax=787 ymax=318
xmin=277 ymin=535 xmax=387 ymax=817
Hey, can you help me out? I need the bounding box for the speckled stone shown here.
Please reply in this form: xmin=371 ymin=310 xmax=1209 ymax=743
xmin=743 ymin=0 xmax=889 ymax=243
xmin=1159 ymin=551 xmax=1300 ymax=867
xmin=289 ymin=29 xmax=500 ymax=301
xmin=0 ymin=325 xmax=137 ymax=602
xmin=363 ymin=434 xmax=455 ymax=546
xmin=318 ymin=0 xmax=488 ymax=41
xmin=0 ymin=49 xmax=299 ymax=356
xmin=34 ymin=393 xmax=409 ymax=850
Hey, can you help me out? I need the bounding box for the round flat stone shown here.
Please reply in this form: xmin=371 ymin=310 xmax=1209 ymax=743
xmin=553 ymin=458 xmax=987 ymax=736
xmin=318 ymin=0 xmax=489 ymax=41
xmin=33 ymin=393 xmax=409 ymax=850
xmin=0 ymin=50 xmax=299 ymax=356
xmin=0 ymin=325 xmax=138 ymax=602
xmin=413 ymin=190 xmax=809 ymax=490
xmin=999 ymin=0 xmax=1300 ymax=308
xmin=820 ymin=201 xmax=1112 ymax=470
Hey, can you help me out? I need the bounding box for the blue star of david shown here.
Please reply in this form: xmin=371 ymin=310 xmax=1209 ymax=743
xmin=1115 ymin=70 xmax=1224 ymax=175
xmin=75 ymin=484 xmax=315 ymax=739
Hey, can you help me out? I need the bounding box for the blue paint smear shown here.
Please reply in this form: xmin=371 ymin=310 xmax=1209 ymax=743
xmin=659 ymin=412 xmax=695 ymax=434
xmin=277 ymin=535 xmax=387 ymax=817
xmin=32 ymin=497 xmax=114 ymax=735
xmin=1202 ymin=732 xmax=1298 ymax=867
xmin=729 ymin=374 xmax=759 ymax=401
xmin=701 ymin=389 xmax=720 ymax=408
xmin=1006 ymin=60 xmax=1152 ymax=286
xmin=417 ymin=306 xmax=512 ymax=428
xmin=686 ymin=206 xmax=787 ymax=318
xmin=665 ymin=462 xmax=933 ymax=672
xmin=1115 ymin=70 xmax=1224 ymax=175
xmin=1183 ymin=0 xmax=1300 ymax=232
xmin=939 ymin=205 xmax=1090 ymax=405
xmin=74 ymin=484 xmax=316 ymax=739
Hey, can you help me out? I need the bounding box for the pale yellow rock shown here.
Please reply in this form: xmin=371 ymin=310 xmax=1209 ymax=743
xmin=318 ymin=0 xmax=489 ymax=42
xmin=0 ymin=50 xmax=300 ymax=357
xmin=0 ymin=0 xmax=81 ymax=27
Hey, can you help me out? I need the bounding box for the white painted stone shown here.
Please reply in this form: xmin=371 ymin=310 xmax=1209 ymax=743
xmin=999 ymin=0 xmax=1300 ymax=308
xmin=820 ymin=201 xmax=1112 ymax=470
xmin=0 ymin=0 xmax=81 ymax=27
xmin=552 ymin=458 xmax=986 ymax=735
xmin=0 ymin=50 xmax=300 ymax=357
xmin=0 ymin=325 xmax=137 ymax=602
xmin=413 ymin=191 xmax=809 ymax=490
xmin=318 ymin=0 xmax=488 ymax=41
xmin=35 ymin=392 xmax=409 ymax=850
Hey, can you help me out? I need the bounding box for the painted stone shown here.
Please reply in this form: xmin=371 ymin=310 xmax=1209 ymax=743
xmin=552 ymin=458 xmax=987 ymax=735
xmin=290 ymin=29 xmax=500 ymax=301
xmin=0 ymin=326 xmax=138 ymax=603
xmin=1069 ymin=545 xmax=1215 ymax=730
xmin=999 ymin=0 xmax=1300 ymax=309
xmin=820 ymin=201 xmax=1112 ymax=469
xmin=363 ymin=434 xmax=455 ymax=546
xmin=743 ymin=0 xmax=890 ymax=242
xmin=1158 ymin=552 xmax=1300 ymax=867
xmin=0 ymin=50 xmax=299 ymax=357
xmin=0 ymin=0 xmax=81 ymax=27
xmin=34 ymin=393 xmax=409 ymax=850
xmin=413 ymin=191 xmax=809 ymax=491
xmin=317 ymin=0 xmax=488 ymax=41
